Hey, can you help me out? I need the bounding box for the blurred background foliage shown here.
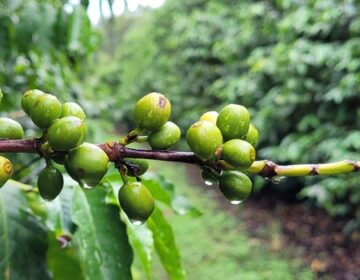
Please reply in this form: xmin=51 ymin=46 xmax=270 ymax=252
xmin=0 ymin=0 xmax=99 ymax=108
xmin=88 ymin=0 xmax=360 ymax=232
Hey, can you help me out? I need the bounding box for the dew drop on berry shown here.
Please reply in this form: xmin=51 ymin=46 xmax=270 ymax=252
xmin=130 ymin=219 xmax=144 ymax=226
xmin=204 ymin=180 xmax=214 ymax=186
xmin=79 ymin=181 xmax=93 ymax=190
xmin=230 ymin=200 xmax=243 ymax=205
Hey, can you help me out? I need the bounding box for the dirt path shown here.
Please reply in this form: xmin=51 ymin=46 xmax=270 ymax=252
xmin=186 ymin=166 xmax=360 ymax=280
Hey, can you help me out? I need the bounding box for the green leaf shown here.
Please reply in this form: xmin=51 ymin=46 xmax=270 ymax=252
xmin=24 ymin=175 xmax=77 ymax=235
xmin=123 ymin=213 xmax=154 ymax=280
xmin=0 ymin=180 xmax=50 ymax=280
xmin=44 ymin=177 xmax=77 ymax=235
xmin=147 ymin=207 xmax=186 ymax=280
xmin=72 ymin=187 xmax=133 ymax=280
xmin=47 ymin=232 xmax=84 ymax=280
xmin=143 ymin=173 xmax=202 ymax=217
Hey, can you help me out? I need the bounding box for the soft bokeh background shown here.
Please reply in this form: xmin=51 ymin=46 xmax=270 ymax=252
xmin=0 ymin=0 xmax=359 ymax=279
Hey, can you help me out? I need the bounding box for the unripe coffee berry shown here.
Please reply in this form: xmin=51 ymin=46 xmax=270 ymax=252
xmin=134 ymin=92 xmax=171 ymax=131
xmin=21 ymin=89 xmax=45 ymax=115
xmin=125 ymin=158 xmax=149 ymax=177
xmin=186 ymin=120 xmax=223 ymax=160
xmin=48 ymin=116 xmax=86 ymax=151
xmin=222 ymin=139 xmax=255 ymax=169
xmin=37 ymin=166 xmax=63 ymax=201
xmin=148 ymin=121 xmax=181 ymax=150
xmin=65 ymin=143 xmax=109 ymax=188
xmin=118 ymin=182 xmax=155 ymax=224
xmin=199 ymin=111 xmax=218 ymax=125
xmin=244 ymin=123 xmax=259 ymax=146
xmin=61 ymin=102 xmax=86 ymax=121
xmin=216 ymin=104 xmax=250 ymax=140
xmin=0 ymin=156 xmax=13 ymax=188
xmin=30 ymin=94 xmax=62 ymax=128
xmin=219 ymin=170 xmax=252 ymax=203
xmin=0 ymin=118 xmax=24 ymax=139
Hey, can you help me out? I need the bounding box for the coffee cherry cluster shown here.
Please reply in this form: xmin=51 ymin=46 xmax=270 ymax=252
xmin=0 ymin=90 xmax=258 ymax=225
xmin=0 ymin=89 xmax=109 ymax=201
xmin=117 ymin=92 xmax=182 ymax=223
xmin=22 ymin=90 xmax=106 ymax=198
xmin=187 ymin=104 xmax=259 ymax=204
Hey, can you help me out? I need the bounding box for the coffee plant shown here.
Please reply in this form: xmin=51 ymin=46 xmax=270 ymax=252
xmin=1 ymin=89 xmax=359 ymax=279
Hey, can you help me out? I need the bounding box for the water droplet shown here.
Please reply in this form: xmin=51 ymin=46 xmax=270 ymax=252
xmin=204 ymin=180 xmax=214 ymax=186
xmin=130 ymin=219 xmax=144 ymax=226
xmin=79 ymin=181 xmax=93 ymax=190
xmin=265 ymin=176 xmax=285 ymax=184
xmin=230 ymin=200 xmax=242 ymax=205
xmin=43 ymin=196 xmax=54 ymax=202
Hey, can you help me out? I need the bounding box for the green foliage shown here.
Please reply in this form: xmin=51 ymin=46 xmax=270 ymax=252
xmin=147 ymin=207 xmax=186 ymax=280
xmin=72 ymin=187 xmax=133 ymax=279
xmin=0 ymin=0 xmax=99 ymax=110
xmin=99 ymin=0 xmax=360 ymax=228
xmin=0 ymin=169 xmax=194 ymax=279
xmin=150 ymin=161 xmax=312 ymax=280
xmin=0 ymin=181 xmax=49 ymax=279
xmin=103 ymin=170 xmax=192 ymax=279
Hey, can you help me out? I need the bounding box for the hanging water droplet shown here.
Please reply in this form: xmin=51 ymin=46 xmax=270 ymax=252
xmin=265 ymin=176 xmax=285 ymax=184
xmin=230 ymin=200 xmax=243 ymax=205
xmin=79 ymin=181 xmax=93 ymax=190
xmin=130 ymin=219 xmax=144 ymax=226
xmin=204 ymin=180 xmax=214 ymax=186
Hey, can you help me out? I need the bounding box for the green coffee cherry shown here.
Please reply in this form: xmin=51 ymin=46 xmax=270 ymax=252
xmin=125 ymin=158 xmax=149 ymax=177
xmin=48 ymin=116 xmax=86 ymax=151
xmin=0 ymin=89 xmax=3 ymax=104
xmin=118 ymin=182 xmax=155 ymax=224
xmin=65 ymin=143 xmax=109 ymax=188
xmin=0 ymin=156 xmax=13 ymax=188
xmin=216 ymin=104 xmax=250 ymax=140
xmin=30 ymin=94 xmax=62 ymax=128
xmin=201 ymin=169 xmax=218 ymax=186
xmin=134 ymin=92 xmax=171 ymax=131
xmin=64 ymin=156 xmax=82 ymax=183
xmin=0 ymin=118 xmax=24 ymax=139
xmin=245 ymin=123 xmax=259 ymax=146
xmin=218 ymin=170 xmax=252 ymax=204
xmin=37 ymin=166 xmax=63 ymax=201
xmin=199 ymin=111 xmax=218 ymax=125
xmin=61 ymin=102 xmax=86 ymax=121
xmin=21 ymin=89 xmax=45 ymax=115
xmin=186 ymin=120 xmax=223 ymax=160
xmin=148 ymin=121 xmax=181 ymax=150
xmin=222 ymin=139 xmax=255 ymax=169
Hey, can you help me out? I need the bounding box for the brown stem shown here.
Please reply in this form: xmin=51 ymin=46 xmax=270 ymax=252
xmin=98 ymin=141 xmax=202 ymax=164
xmin=0 ymin=139 xmax=39 ymax=153
xmin=0 ymin=139 xmax=202 ymax=165
xmin=2 ymin=139 xmax=360 ymax=179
